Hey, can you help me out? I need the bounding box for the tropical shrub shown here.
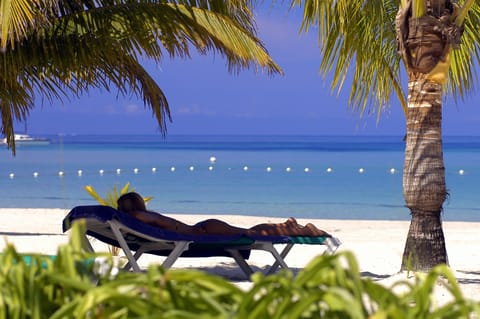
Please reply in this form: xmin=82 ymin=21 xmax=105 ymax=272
xmin=1 ymin=221 xmax=479 ymax=318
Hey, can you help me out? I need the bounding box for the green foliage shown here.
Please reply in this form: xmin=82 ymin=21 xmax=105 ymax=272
xmin=241 ymin=254 xmax=480 ymax=319
xmin=1 ymin=222 xmax=479 ymax=318
xmin=1 ymin=0 xmax=282 ymax=154
xmin=293 ymin=0 xmax=480 ymax=117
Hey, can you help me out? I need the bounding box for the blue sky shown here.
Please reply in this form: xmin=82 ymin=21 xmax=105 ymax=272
xmin=27 ymin=5 xmax=480 ymax=137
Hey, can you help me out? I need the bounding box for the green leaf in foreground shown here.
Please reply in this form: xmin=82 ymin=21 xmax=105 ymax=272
xmin=1 ymin=221 xmax=479 ymax=318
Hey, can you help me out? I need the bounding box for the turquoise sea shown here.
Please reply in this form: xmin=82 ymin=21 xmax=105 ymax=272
xmin=1 ymin=135 xmax=479 ymax=221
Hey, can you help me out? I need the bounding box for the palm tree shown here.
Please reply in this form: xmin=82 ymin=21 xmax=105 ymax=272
xmin=293 ymin=0 xmax=479 ymax=271
xmin=0 ymin=0 xmax=281 ymax=153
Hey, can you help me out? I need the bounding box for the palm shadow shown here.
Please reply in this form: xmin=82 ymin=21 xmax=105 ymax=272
xmin=360 ymin=271 xmax=392 ymax=280
xmin=183 ymin=262 xmax=302 ymax=282
xmin=183 ymin=263 xmax=396 ymax=282
xmin=0 ymin=231 xmax=61 ymax=236
xmin=456 ymin=270 xmax=480 ymax=285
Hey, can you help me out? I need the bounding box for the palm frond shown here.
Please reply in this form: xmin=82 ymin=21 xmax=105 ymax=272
xmin=447 ymin=1 xmax=480 ymax=101
xmin=294 ymin=0 xmax=405 ymax=117
xmin=0 ymin=0 xmax=49 ymax=48
xmin=0 ymin=0 xmax=282 ymax=152
xmin=412 ymin=0 xmax=426 ymax=18
xmin=293 ymin=0 xmax=480 ymax=118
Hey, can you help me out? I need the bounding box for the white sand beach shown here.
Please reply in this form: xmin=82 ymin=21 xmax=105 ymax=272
xmin=1 ymin=208 xmax=479 ymax=305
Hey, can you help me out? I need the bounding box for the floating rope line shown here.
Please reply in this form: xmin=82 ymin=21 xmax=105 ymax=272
xmin=4 ymin=166 xmax=471 ymax=179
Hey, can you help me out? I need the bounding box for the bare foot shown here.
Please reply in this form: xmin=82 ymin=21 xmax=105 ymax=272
xmin=285 ymin=217 xmax=299 ymax=226
xmin=305 ymin=223 xmax=330 ymax=237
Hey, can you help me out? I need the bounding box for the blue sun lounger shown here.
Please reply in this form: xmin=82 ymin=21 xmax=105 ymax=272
xmin=62 ymin=205 xmax=341 ymax=278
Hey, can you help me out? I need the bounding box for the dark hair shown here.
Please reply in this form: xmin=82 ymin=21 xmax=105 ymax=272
xmin=117 ymin=192 xmax=147 ymax=212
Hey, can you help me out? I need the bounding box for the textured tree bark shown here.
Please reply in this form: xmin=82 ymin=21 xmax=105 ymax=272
xmin=401 ymin=79 xmax=448 ymax=271
xmin=402 ymin=210 xmax=447 ymax=271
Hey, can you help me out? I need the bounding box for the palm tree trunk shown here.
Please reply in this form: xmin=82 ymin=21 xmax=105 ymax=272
xmin=401 ymin=78 xmax=448 ymax=271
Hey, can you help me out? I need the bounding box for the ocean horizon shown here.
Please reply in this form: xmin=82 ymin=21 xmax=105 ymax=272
xmin=1 ymin=134 xmax=479 ymax=221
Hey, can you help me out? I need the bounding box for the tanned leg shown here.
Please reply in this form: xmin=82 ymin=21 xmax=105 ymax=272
xmin=195 ymin=219 xmax=248 ymax=236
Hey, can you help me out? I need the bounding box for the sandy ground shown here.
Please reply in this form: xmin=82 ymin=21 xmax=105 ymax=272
xmin=1 ymin=208 xmax=479 ymax=306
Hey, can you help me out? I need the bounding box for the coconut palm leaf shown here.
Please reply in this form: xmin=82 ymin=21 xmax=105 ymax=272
xmin=292 ymin=0 xmax=480 ymax=270
xmin=295 ymin=0 xmax=403 ymax=117
xmin=448 ymin=0 xmax=480 ymax=100
xmin=293 ymin=0 xmax=480 ymax=118
xmin=0 ymin=0 xmax=282 ymax=153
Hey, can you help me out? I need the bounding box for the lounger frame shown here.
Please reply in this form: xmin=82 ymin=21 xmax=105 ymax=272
xmin=63 ymin=205 xmax=341 ymax=279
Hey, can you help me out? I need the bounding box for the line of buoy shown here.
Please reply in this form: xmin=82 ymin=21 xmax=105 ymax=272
xmin=4 ymin=167 xmax=470 ymax=179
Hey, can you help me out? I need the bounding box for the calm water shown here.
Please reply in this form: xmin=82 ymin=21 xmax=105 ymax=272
xmin=0 ymin=135 xmax=479 ymax=221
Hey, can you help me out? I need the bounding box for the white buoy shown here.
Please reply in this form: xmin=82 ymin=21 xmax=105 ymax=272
xmin=152 ymin=167 xmax=156 ymax=173
xmin=243 ymin=166 xmax=249 ymax=171
xmin=285 ymin=167 xmax=291 ymax=173
xmin=209 ymin=156 xmax=217 ymax=164
xmin=266 ymin=167 xmax=272 ymax=172
xmin=58 ymin=171 xmax=64 ymax=177
xmin=9 ymin=173 xmax=14 ymax=179
xmin=133 ymin=168 xmax=139 ymax=174
xmin=326 ymin=167 xmax=333 ymax=173
xmin=77 ymin=170 xmax=83 ymax=176
xmin=459 ymin=169 xmax=465 ymax=175
xmin=304 ymin=167 xmax=310 ymax=173
xmin=390 ymin=168 xmax=396 ymax=174
xmin=358 ymin=168 xmax=365 ymax=173
xmin=208 ymin=166 xmax=214 ymax=171
xmin=99 ymin=169 xmax=104 ymax=175
xmin=189 ymin=166 xmax=194 ymax=171
xmin=33 ymin=172 xmax=39 ymax=178
xmin=116 ymin=168 xmax=121 ymax=175
xmin=170 ymin=166 xmax=176 ymax=172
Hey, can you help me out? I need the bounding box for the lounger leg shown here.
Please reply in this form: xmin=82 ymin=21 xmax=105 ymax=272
xmin=162 ymin=241 xmax=190 ymax=269
xmin=228 ymin=243 xmax=290 ymax=278
xmin=122 ymin=242 xmax=191 ymax=272
xmin=227 ymin=249 xmax=254 ymax=279
xmin=324 ymin=237 xmax=342 ymax=254
xmin=267 ymin=243 xmax=294 ymax=274
xmin=123 ymin=249 xmax=145 ymax=271
xmin=82 ymin=234 xmax=95 ymax=253
xmin=256 ymin=243 xmax=290 ymax=275
xmin=108 ymin=221 xmax=142 ymax=272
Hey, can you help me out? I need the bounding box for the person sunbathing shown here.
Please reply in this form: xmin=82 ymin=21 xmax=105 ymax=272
xmin=117 ymin=192 xmax=331 ymax=237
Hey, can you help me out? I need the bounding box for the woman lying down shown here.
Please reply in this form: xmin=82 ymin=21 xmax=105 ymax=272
xmin=117 ymin=192 xmax=331 ymax=238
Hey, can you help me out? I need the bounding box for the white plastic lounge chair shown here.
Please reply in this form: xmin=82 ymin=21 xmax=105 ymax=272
xmin=62 ymin=205 xmax=341 ymax=279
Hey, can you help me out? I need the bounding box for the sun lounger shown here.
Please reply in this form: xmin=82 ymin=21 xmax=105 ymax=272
xmin=62 ymin=205 xmax=341 ymax=279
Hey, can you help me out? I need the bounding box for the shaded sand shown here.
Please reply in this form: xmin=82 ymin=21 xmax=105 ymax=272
xmin=1 ymin=208 xmax=479 ymax=305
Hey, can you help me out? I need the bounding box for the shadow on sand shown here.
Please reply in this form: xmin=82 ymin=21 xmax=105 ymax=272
xmin=0 ymin=231 xmax=62 ymax=236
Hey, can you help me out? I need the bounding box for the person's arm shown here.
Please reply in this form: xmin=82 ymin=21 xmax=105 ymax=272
xmin=129 ymin=210 xmax=189 ymax=232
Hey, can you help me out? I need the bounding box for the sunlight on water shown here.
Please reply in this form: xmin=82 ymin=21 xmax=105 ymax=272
xmin=0 ymin=135 xmax=478 ymax=221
